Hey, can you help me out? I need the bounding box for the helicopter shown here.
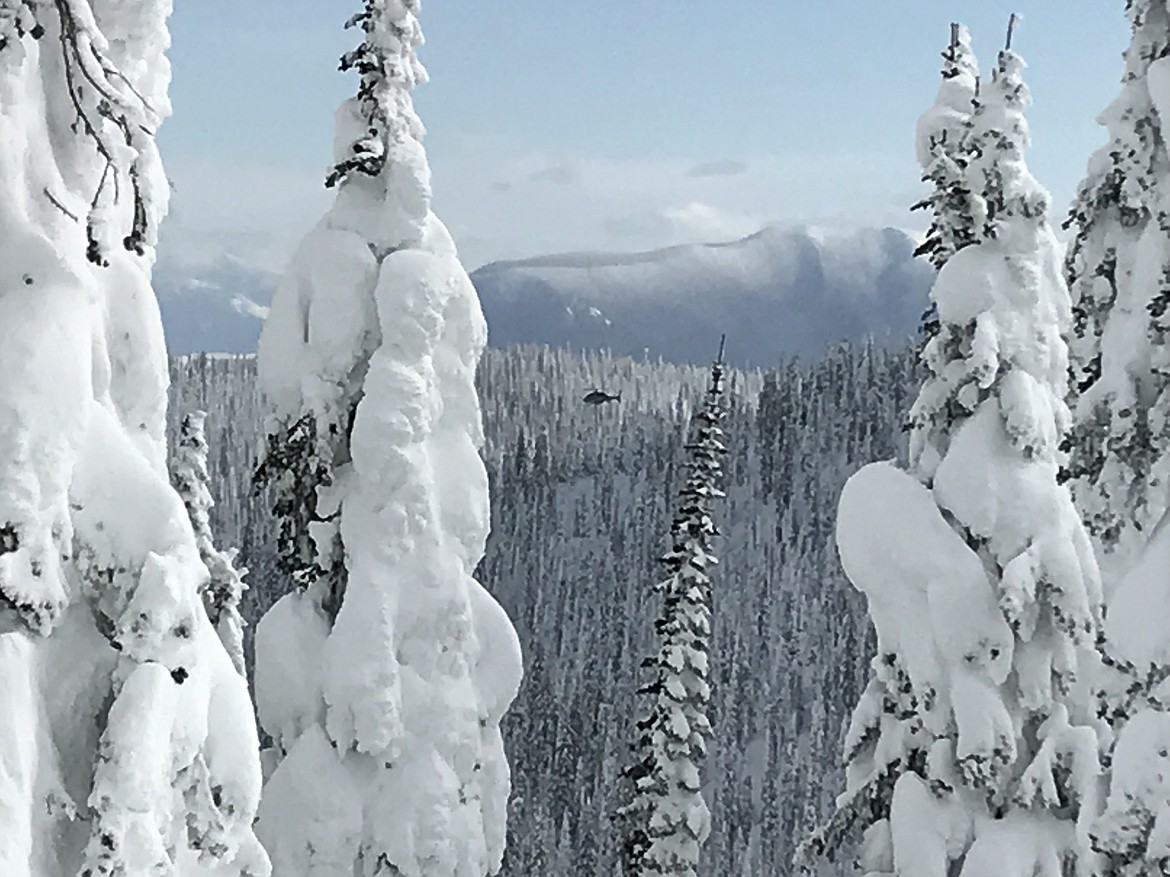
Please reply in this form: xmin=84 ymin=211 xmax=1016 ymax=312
xmin=583 ymin=388 xmax=621 ymax=405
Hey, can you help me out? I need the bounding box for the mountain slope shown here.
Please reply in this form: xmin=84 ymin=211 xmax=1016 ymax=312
xmin=471 ymin=225 xmax=933 ymax=366
xmin=154 ymin=254 xmax=279 ymax=355
xmin=154 ymin=225 xmax=933 ymax=365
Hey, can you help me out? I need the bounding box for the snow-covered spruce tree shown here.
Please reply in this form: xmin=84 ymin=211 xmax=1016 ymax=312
xmin=1063 ymin=0 xmax=1170 ymax=579
xmin=619 ymin=343 xmax=726 ymax=876
xmin=800 ymin=35 xmax=1106 ymax=877
xmin=252 ymin=2 xmax=524 ymax=873
xmin=0 ymin=3 xmax=268 ymax=875
xmin=173 ymin=410 xmax=248 ymax=675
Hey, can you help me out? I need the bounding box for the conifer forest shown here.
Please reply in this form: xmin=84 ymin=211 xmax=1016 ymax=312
xmin=3 ymin=1 xmax=1170 ymax=876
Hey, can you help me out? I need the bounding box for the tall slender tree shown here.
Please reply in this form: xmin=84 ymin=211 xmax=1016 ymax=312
xmin=620 ymin=339 xmax=727 ymax=876
xmin=801 ymin=28 xmax=1104 ymax=877
xmin=0 ymin=2 xmax=268 ymax=874
xmin=252 ymin=2 xmax=523 ymax=873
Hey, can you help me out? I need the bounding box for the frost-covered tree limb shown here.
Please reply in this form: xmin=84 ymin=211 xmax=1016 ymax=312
xmin=1 ymin=0 xmax=166 ymax=265
xmin=325 ymin=0 xmax=427 ymax=189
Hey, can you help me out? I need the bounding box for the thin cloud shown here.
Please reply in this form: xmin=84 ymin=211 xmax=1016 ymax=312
xmin=528 ymin=162 xmax=580 ymax=186
xmin=687 ymin=159 xmax=749 ymax=179
xmin=605 ymin=203 xmax=761 ymax=246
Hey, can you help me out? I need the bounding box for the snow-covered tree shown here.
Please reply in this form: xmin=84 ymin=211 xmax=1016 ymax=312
xmin=619 ymin=342 xmax=727 ymax=876
xmin=0 ymin=3 xmax=268 ymax=875
xmin=173 ymin=410 xmax=248 ymax=675
xmin=1063 ymin=0 xmax=1170 ymax=578
xmin=913 ymin=23 xmax=984 ymax=273
xmin=801 ymin=35 xmax=1105 ymax=877
xmin=1059 ymin=5 xmax=1170 ymax=872
xmin=252 ymin=2 xmax=523 ymax=873
xmin=907 ymin=24 xmax=985 ymax=466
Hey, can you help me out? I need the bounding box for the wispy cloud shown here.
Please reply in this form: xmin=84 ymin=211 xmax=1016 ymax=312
xmin=527 ymin=162 xmax=581 ymax=186
xmin=605 ymin=202 xmax=761 ymax=244
xmin=159 ymin=156 xmax=330 ymax=272
xmin=157 ymin=139 xmax=928 ymax=274
xmin=687 ymin=159 xmax=749 ymax=179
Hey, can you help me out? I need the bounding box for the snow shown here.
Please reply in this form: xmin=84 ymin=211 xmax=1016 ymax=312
xmin=1097 ymin=708 xmax=1170 ymax=866
xmin=837 ymin=461 xmax=1012 ymax=735
xmin=254 ymin=591 xmax=330 ymax=762
xmin=1104 ymin=518 xmax=1170 ymax=671
xmin=1146 ymin=55 xmax=1170 ymax=128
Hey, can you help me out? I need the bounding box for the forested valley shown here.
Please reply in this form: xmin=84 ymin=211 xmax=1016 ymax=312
xmin=168 ymin=342 xmax=920 ymax=874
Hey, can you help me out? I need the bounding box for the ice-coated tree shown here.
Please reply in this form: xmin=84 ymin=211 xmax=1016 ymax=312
xmin=173 ymin=410 xmax=248 ymax=675
xmin=801 ymin=33 xmax=1105 ymax=877
xmin=0 ymin=2 xmax=268 ymax=875
xmin=1063 ymin=0 xmax=1170 ymax=578
xmin=252 ymin=1 xmax=524 ymax=874
xmin=619 ymin=341 xmax=727 ymax=876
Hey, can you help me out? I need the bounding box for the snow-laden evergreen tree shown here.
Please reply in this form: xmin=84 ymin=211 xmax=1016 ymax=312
xmin=0 ymin=3 xmax=268 ymax=875
xmin=619 ymin=341 xmax=727 ymax=876
xmin=173 ymin=410 xmax=248 ymax=675
xmin=801 ymin=34 xmax=1106 ymax=877
xmin=252 ymin=2 xmax=523 ymax=873
xmin=1060 ymin=7 xmax=1170 ymax=872
xmin=1063 ymin=0 xmax=1170 ymax=579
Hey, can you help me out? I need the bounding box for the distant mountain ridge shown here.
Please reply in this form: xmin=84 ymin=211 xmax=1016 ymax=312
xmin=155 ymin=225 xmax=934 ymax=365
xmin=155 ymin=253 xmax=279 ymax=355
xmin=471 ymin=225 xmax=933 ymax=367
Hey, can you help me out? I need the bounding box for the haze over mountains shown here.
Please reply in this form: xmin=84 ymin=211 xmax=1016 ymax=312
xmin=157 ymin=225 xmax=933 ymax=366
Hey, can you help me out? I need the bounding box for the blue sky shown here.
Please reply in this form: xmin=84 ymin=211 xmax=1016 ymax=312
xmin=159 ymin=2 xmax=1129 ymax=270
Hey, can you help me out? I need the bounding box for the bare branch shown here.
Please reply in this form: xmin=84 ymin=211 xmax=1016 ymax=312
xmin=1005 ymin=13 xmax=1020 ymax=51
xmin=43 ymin=187 xmax=78 ymax=222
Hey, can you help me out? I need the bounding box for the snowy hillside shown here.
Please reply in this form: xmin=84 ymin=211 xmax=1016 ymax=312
xmin=154 ymin=225 xmax=932 ymax=363
xmin=472 ymin=225 xmax=933 ymax=366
